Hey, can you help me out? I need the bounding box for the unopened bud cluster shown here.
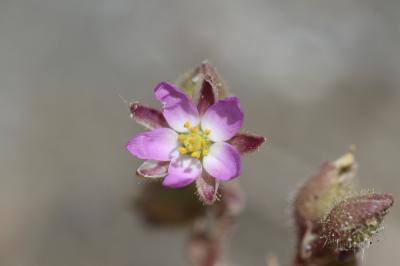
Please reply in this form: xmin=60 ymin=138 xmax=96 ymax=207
xmin=293 ymin=153 xmax=394 ymax=266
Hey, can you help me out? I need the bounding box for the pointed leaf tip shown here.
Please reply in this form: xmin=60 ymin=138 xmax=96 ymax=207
xmin=229 ymin=133 xmax=266 ymax=155
xmin=196 ymin=173 xmax=219 ymax=205
xmin=130 ymin=102 xmax=168 ymax=129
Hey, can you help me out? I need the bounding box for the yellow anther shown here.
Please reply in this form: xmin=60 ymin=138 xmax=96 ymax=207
xmin=178 ymin=147 xmax=188 ymax=154
xmin=184 ymin=140 xmax=191 ymax=147
xmin=179 ymin=121 xmax=213 ymax=159
xmin=191 ymin=135 xmax=199 ymax=143
xmin=190 ymin=126 xmax=199 ymax=133
xmin=187 ymin=145 xmax=194 ymax=152
xmin=191 ymin=151 xmax=201 ymax=159
xmin=200 ymin=140 xmax=206 ymax=148
xmin=178 ymin=134 xmax=186 ymax=142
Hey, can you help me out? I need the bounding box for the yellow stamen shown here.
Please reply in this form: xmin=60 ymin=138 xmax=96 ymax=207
xmin=178 ymin=147 xmax=188 ymax=154
xmin=190 ymin=126 xmax=199 ymax=133
xmin=200 ymin=140 xmax=206 ymax=148
xmin=187 ymin=145 xmax=194 ymax=152
xmin=191 ymin=151 xmax=201 ymax=159
xmin=178 ymin=134 xmax=186 ymax=142
xmin=178 ymin=121 xmax=212 ymax=159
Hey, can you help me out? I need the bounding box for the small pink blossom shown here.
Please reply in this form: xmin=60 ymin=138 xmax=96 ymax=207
xmin=126 ymin=81 xmax=265 ymax=202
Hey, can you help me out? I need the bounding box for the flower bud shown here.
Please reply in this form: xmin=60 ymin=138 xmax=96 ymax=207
xmin=176 ymin=61 xmax=227 ymax=101
xmin=321 ymin=193 xmax=394 ymax=251
xmin=294 ymin=153 xmax=357 ymax=226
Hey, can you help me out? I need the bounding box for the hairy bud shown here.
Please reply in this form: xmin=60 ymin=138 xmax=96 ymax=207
xmin=321 ymin=193 xmax=394 ymax=251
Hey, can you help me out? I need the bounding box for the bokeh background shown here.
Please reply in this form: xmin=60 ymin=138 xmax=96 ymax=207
xmin=1 ymin=0 xmax=399 ymax=265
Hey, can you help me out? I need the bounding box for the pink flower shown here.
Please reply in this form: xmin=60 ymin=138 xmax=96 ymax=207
xmin=126 ymin=81 xmax=265 ymax=201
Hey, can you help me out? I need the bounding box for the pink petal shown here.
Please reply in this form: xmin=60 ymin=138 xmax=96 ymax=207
xmin=229 ymin=133 xmax=266 ymax=155
xmin=197 ymin=80 xmax=215 ymax=115
xmin=196 ymin=172 xmax=219 ymax=205
xmin=162 ymin=156 xmax=202 ymax=188
xmin=136 ymin=160 xmax=169 ymax=178
xmin=154 ymin=82 xmax=199 ymax=132
xmin=126 ymin=128 xmax=178 ymax=161
xmin=130 ymin=102 xmax=168 ymax=129
xmin=203 ymin=142 xmax=241 ymax=181
xmin=201 ymin=97 xmax=244 ymax=142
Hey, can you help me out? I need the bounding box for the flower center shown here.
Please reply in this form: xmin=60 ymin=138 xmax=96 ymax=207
xmin=177 ymin=121 xmax=212 ymax=159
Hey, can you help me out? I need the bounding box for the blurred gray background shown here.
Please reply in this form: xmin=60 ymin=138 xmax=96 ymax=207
xmin=1 ymin=0 xmax=399 ymax=265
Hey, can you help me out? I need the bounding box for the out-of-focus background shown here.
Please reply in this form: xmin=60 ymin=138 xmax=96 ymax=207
xmin=1 ymin=0 xmax=399 ymax=265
